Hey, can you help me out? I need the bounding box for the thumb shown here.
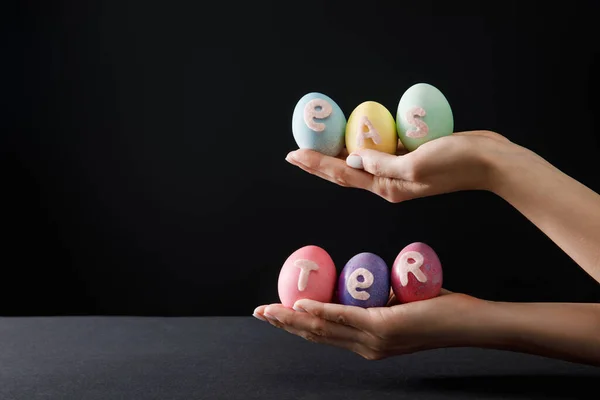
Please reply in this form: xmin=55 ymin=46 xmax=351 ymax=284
xmin=347 ymin=149 xmax=404 ymax=178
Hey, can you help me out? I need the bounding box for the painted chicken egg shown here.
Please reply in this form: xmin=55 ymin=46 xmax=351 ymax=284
xmin=391 ymin=242 xmax=443 ymax=303
xmin=345 ymin=101 xmax=397 ymax=155
xmin=337 ymin=252 xmax=390 ymax=308
xmin=278 ymin=245 xmax=337 ymax=308
xmin=292 ymin=92 xmax=346 ymax=156
xmin=396 ymin=83 xmax=453 ymax=151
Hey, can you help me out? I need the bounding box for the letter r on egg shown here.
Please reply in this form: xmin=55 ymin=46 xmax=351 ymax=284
xmin=294 ymin=259 xmax=320 ymax=291
xmin=398 ymin=251 xmax=428 ymax=287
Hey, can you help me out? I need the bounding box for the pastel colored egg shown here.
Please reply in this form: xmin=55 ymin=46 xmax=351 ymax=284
xmin=396 ymin=83 xmax=454 ymax=152
xmin=337 ymin=252 xmax=390 ymax=308
xmin=391 ymin=242 xmax=443 ymax=303
xmin=278 ymin=245 xmax=337 ymax=308
xmin=345 ymin=101 xmax=397 ymax=155
xmin=291 ymin=92 xmax=347 ymax=157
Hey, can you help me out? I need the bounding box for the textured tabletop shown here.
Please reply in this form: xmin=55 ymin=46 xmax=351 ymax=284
xmin=0 ymin=317 xmax=597 ymax=399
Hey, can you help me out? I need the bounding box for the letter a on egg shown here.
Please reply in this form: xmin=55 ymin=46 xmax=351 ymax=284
xmin=294 ymin=259 xmax=319 ymax=291
xmin=356 ymin=116 xmax=382 ymax=148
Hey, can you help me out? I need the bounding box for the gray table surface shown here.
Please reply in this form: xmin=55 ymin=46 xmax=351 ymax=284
xmin=0 ymin=317 xmax=597 ymax=399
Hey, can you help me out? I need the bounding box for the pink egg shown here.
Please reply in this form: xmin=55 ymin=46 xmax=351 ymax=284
xmin=391 ymin=242 xmax=443 ymax=303
xmin=278 ymin=245 xmax=337 ymax=308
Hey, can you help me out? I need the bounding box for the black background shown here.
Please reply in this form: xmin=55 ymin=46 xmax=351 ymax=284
xmin=5 ymin=1 xmax=600 ymax=316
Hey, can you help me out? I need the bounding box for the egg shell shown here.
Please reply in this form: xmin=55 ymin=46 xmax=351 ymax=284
xmin=396 ymin=83 xmax=454 ymax=152
xmin=345 ymin=101 xmax=397 ymax=155
xmin=391 ymin=242 xmax=442 ymax=303
xmin=278 ymin=245 xmax=337 ymax=308
xmin=292 ymin=92 xmax=346 ymax=157
xmin=337 ymin=252 xmax=390 ymax=308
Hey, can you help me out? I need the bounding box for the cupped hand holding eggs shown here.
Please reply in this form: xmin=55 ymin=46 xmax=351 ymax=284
xmin=253 ymin=288 xmax=476 ymax=360
xmin=289 ymin=84 xmax=510 ymax=202
xmin=254 ymin=243 xmax=451 ymax=360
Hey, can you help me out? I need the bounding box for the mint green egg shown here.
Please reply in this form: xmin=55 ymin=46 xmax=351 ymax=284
xmin=396 ymin=83 xmax=453 ymax=152
xmin=292 ymin=92 xmax=346 ymax=157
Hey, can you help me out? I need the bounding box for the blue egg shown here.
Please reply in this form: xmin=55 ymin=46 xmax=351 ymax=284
xmin=337 ymin=252 xmax=390 ymax=308
xmin=291 ymin=92 xmax=346 ymax=156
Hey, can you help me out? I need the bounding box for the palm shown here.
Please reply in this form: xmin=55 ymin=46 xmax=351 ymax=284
xmin=255 ymin=289 xmax=476 ymax=360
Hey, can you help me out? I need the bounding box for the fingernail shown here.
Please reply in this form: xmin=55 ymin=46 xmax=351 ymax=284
xmin=346 ymin=154 xmax=363 ymax=169
xmin=263 ymin=312 xmax=280 ymax=322
xmin=293 ymin=305 xmax=307 ymax=313
xmin=253 ymin=312 xmax=267 ymax=322
xmin=285 ymin=152 xmax=296 ymax=163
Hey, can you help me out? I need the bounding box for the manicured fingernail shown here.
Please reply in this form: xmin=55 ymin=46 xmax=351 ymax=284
xmin=263 ymin=312 xmax=280 ymax=322
xmin=285 ymin=152 xmax=296 ymax=163
xmin=253 ymin=312 xmax=267 ymax=322
xmin=293 ymin=305 xmax=306 ymax=313
xmin=346 ymin=154 xmax=363 ymax=169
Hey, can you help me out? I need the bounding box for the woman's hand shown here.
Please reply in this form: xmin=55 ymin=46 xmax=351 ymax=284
xmin=253 ymin=290 xmax=484 ymax=360
xmin=254 ymin=292 xmax=600 ymax=366
xmin=285 ymin=130 xmax=518 ymax=203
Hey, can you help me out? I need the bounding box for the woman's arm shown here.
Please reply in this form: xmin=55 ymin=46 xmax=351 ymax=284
xmin=488 ymin=144 xmax=600 ymax=283
xmin=475 ymin=300 xmax=600 ymax=366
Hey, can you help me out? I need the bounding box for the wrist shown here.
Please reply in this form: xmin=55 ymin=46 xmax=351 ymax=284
xmin=438 ymin=296 xmax=514 ymax=349
xmin=483 ymin=140 xmax=548 ymax=198
xmin=413 ymin=294 xmax=511 ymax=350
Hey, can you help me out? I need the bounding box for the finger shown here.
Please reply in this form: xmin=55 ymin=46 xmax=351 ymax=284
xmin=290 ymin=159 xmax=352 ymax=187
xmin=274 ymin=321 xmax=368 ymax=353
xmin=263 ymin=305 xmax=383 ymax=360
xmin=439 ymin=288 xmax=453 ymax=296
xmin=263 ymin=304 xmax=369 ymax=343
xmin=350 ymin=149 xmax=410 ymax=180
xmin=252 ymin=304 xmax=270 ymax=321
xmin=287 ymin=150 xmax=374 ymax=190
xmin=345 ymin=140 xmax=408 ymax=171
xmin=342 ymin=139 xmax=407 ymax=170
xmin=268 ymin=319 xmax=376 ymax=358
xmin=292 ymin=299 xmax=373 ymax=330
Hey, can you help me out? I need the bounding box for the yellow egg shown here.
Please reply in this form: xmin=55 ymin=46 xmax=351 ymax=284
xmin=345 ymin=101 xmax=397 ymax=155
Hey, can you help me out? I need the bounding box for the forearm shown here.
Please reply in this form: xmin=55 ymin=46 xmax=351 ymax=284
xmin=471 ymin=300 xmax=600 ymax=366
xmin=488 ymin=144 xmax=600 ymax=283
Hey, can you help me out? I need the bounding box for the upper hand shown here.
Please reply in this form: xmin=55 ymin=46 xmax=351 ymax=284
xmin=254 ymin=290 xmax=482 ymax=360
xmin=285 ymin=130 xmax=514 ymax=203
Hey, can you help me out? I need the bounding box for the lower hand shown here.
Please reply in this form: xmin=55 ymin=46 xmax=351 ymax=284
xmin=253 ymin=290 xmax=483 ymax=360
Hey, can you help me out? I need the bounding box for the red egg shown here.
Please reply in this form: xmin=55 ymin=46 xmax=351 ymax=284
xmin=278 ymin=245 xmax=337 ymax=308
xmin=391 ymin=242 xmax=442 ymax=303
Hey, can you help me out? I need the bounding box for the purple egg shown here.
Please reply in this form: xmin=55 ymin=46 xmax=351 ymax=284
xmin=337 ymin=252 xmax=390 ymax=308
